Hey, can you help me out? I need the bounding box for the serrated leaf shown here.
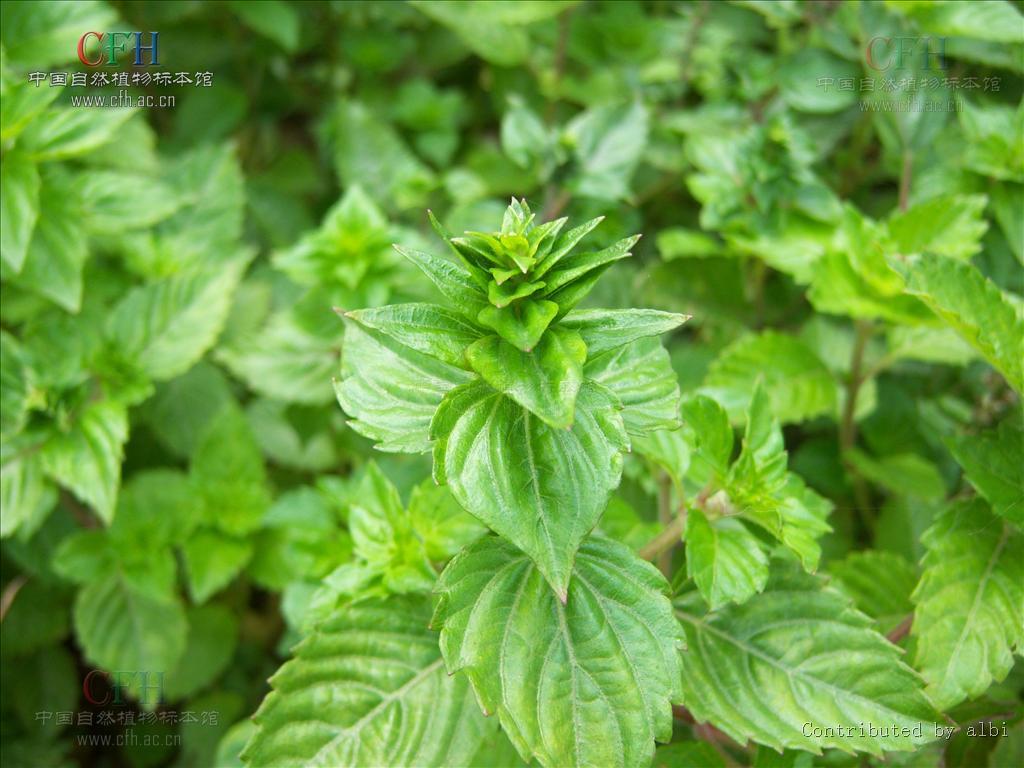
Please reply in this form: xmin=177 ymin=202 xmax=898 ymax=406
xmin=585 ymin=337 xmax=682 ymax=435
xmin=895 ymin=255 xmax=1024 ymax=392
xmin=947 ymin=419 xmax=1023 ymax=527
xmin=108 ymin=256 xmax=249 ymax=382
xmin=829 ymin=551 xmax=916 ymax=635
xmin=560 ymin=308 xmax=689 ymax=357
xmin=73 ymin=574 xmax=187 ymax=703
xmin=680 ymin=395 xmax=734 ymax=488
xmin=331 ymin=103 xmax=434 ymax=210
xmin=273 ymin=185 xmax=390 ymax=289
xmin=346 ymin=303 xmax=482 ymax=368
xmin=407 ymin=479 xmax=485 ymax=562
xmin=77 ymin=170 xmax=181 ymax=234
xmin=0 ymin=150 xmax=39 ymax=273
xmin=565 ymin=101 xmax=649 ymax=201
xmin=395 ymin=245 xmax=489 ymax=318
xmin=40 ymin=401 xmax=127 ymax=525
xmin=183 ymin=528 xmax=254 ymax=603
xmin=685 ymin=508 xmax=768 ymax=610
xmin=434 ymin=535 xmax=681 ymax=768
xmin=466 ymin=327 xmax=586 ymax=429
xmin=20 ymin=107 xmax=135 ymax=161
xmin=888 ymin=194 xmax=988 ymax=260
xmin=701 ymin=331 xmax=838 ymax=425
xmin=345 ymin=463 xmax=436 ymax=595
xmin=335 ymin=320 xmax=473 ymax=452
xmin=435 ymin=382 xmax=626 ymax=598
xmin=242 ymin=596 xmax=493 ymax=767
xmin=675 ymin=564 xmax=939 ymax=756
xmin=218 ymin=306 xmax=337 ymax=406
xmin=808 ymin=250 xmax=932 ymax=325
xmin=912 ymin=499 xmax=1024 ymax=710
xmin=1 ymin=331 xmax=33 ymax=439
xmin=13 ymin=170 xmax=87 ymax=312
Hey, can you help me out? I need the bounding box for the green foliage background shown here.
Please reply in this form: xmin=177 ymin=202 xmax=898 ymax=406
xmin=1 ymin=1 xmax=1022 ymax=767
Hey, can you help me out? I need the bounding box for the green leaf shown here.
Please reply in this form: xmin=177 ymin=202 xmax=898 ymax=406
xmin=585 ymin=337 xmax=683 ymax=435
xmin=108 ymin=256 xmax=249 ymax=382
xmin=888 ymin=194 xmax=988 ymax=260
xmin=335 ymin=320 xmax=474 ymax=452
xmin=345 ymin=463 xmax=436 ymax=595
xmin=477 ymin=298 xmax=558 ymax=353
xmin=808 ymin=250 xmax=932 ymax=325
xmin=164 ymin=604 xmax=239 ymax=701
xmin=0 ymin=331 xmax=33 ymax=439
xmin=13 ymin=171 xmax=87 ymax=312
xmin=560 ymin=309 xmax=689 ymax=357
xmin=565 ymin=101 xmax=649 ymax=201
xmin=912 ymin=499 xmax=1024 ymax=710
xmin=395 ymin=245 xmax=489 ymax=319
xmin=77 ymin=170 xmax=182 ymax=234
xmin=889 ymin=0 xmax=1024 ymax=44
xmin=183 ymin=528 xmax=254 ymax=603
xmin=779 ymin=49 xmax=859 ymax=113
xmin=434 ymin=382 xmax=626 ymax=598
xmin=466 ymin=327 xmax=586 ymax=429
xmin=686 ymin=508 xmax=768 ymax=610
xmin=218 ymin=305 xmax=338 ymax=406
xmin=140 ymin=362 xmax=234 ymax=458
xmin=409 ymin=1 xmax=540 ymax=66
xmin=541 ymin=234 xmax=640 ymax=307
xmin=407 ymin=479 xmax=485 ymax=562
xmin=701 ymin=331 xmax=838 ymax=425
xmin=331 ymin=103 xmax=434 ymax=210
xmin=434 ymin=535 xmax=681 ymax=768
xmin=228 ymin=0 xmax=300 ymax=51
xmin=73 ymin=574 xmax=187 ymax=699
xmin=680 ymin=395 xmax=734 ymax=488
xmin=190 ymin=408 xmax=271 ymax=536
xmin=846 ymin=450 xmax=946 ymax=502
xmin=725 ymin=384 xmax=831 ymax=571
xmin=40 ymin=401 xmax=127 ymax=525
xmin=675 ymin=564 xmax=940 ymax=756
xmin=0 ymin=151 xmax=39 ymax=273
xmin=249 ymin=486 xmax=351 ymax=591
xmin=273 ymin=185 xmax=391 ymax=289
xmin=895 ymin=255 xmax=1024 ymax=392
xmin=346 ymin=303 xmax=482 ymax=368
xmin=0 ymin=579 xmax=69 ymax=656
xmin=242 ymin=596 xmax=493 ymax=767
xmin=828 ymin=551 xmax=916 ymax=635
xmin=947 ymin=419 xmax=1024 ymax=526
xmin=20 ymin=107 xmax=135 ymax=161
xmin=0 ymin=0 xmax=118 ymax=67
xmin=501 ymin=96 xmax=556 ymax=176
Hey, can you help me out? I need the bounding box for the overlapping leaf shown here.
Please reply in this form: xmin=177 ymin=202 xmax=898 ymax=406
xmin=434 ymin=535 xmax=681 ymax=768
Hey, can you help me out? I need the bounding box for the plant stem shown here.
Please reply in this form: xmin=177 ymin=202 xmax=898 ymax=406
xmin=887 ymin=614 xmax=914 ymax=644
xmin=0 ymin=576 xmax=27 ymax=623
xmin=898 ymin=149 xmax=913 ymax=212
xmin=639 ymin=510 xmax=687 ymax=563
